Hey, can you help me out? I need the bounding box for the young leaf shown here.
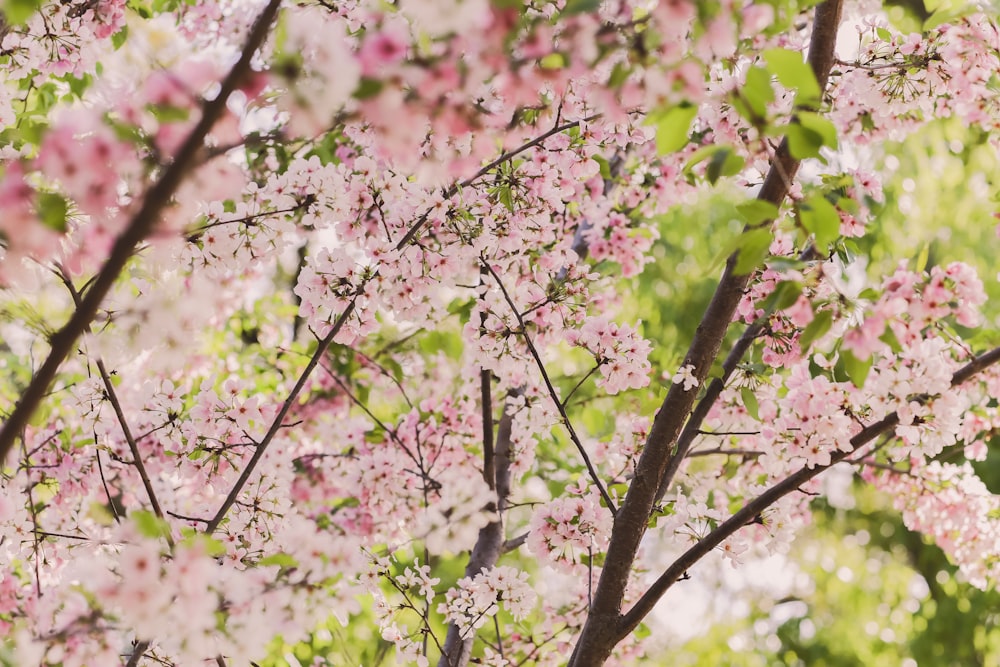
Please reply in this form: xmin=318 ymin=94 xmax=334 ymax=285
xmin=785 ymin=122 xmax=826 ymax=160
xmin=37 ymin=192 xmax=69 ymax=233
xmin=734 ymin=227 xmax=773 ymax=275
xmin=799 ymin=194 xmax=840 ymax=247
xmin=797 ymin=112 xmax=838 ymax=150
xmin=563 ymin=0 xmax=601 ymax=15
xmin=653 ymin=103 xmax=698 ymax=155
xmin=737 ymin=66 xmax=775 ymax=121
xmin=705 ymin=147 xmax=745 ymax=185
xmin=840 ymin=349 xmax=872 ymax=388
xmin=763 ymin=280 xmax=804 ymax=314
xmin=1 ymin=0 xmax=42 ymax=24
xmin=736 ymin=200 xmax=780 ymax=227
xmin=763 ymin=48 xmax=821 ymax=106
xmin=741 ymin=386 xmax=760 ymax=421
xmin=799 ymin=309 xmax=833 ymax=351
xmin=259 ymin=552 xmax=299 ymax=568
xmin=132 ymin=509 xmax=171 ymax=540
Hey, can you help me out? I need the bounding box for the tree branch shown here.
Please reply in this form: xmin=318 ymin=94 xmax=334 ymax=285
xmin=567 ymin=3 xmax=844 ymax=664
xmin=481 ymin=260 xmax=617 ymax=514
xmin=205 ymin=302 xmax=355 ymax=533
xmin=394 ymin=115 xmax=602 ymax=251
xmin=205 ymin=110 xmax=625 ymax=534
xmin=617 ymin=343 xmax=1000 ymax=638
xmin=655 ymin=319 xmax=764 ymax=503
xmin=0 ymin=0 xmax=285 ymax=464
xmin=437 ymin=390 xmax=519 ymax=667
xmin=56 ymin=268 xmax=174 ymax=547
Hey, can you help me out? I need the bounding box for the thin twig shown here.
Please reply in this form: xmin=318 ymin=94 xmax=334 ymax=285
xmin=685 ymin=448 xmax=764 ymax=458
xmin=0 ymin=0 xmax=285 ymax=464
xmin=617 ymin=343 xmax=1000 ymax=639
xmin=56 ymin=268 xmax=174 ymax=547
xmin=205 ymin=303 xmax=354 ymax=533
xmin=481 ymin=259 xmax=617 ymax=514
xmin=655 ymin=319 xmax=764 ymax=503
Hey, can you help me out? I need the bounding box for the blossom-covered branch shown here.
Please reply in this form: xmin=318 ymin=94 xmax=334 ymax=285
xmin=620 ymin=344 xmax=1000 ymax=637
xmin=0 ymin=0 xmax=284 ymax=463
xmin=569 ymin=2 xmax=845 ymax=664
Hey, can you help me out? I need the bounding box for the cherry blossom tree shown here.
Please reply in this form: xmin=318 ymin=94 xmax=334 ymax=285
xmin=1 ymin=0 xmax=1000 ymax=665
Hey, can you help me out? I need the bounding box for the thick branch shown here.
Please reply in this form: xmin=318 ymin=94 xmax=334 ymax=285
xmin=0 ymin=0 xmax=284 ymax=464
xmin=437 ymin=393 xmax=518 ymax=667
xmin=124 ymin=640 xmax=150 ymax=667
xmin=567 ymin=3 xmax=844 ymax=664
xmin=655 ymin=319 xmax=764 ymax=503
xmin=618 ymin=344 xmax=1000 ymax=637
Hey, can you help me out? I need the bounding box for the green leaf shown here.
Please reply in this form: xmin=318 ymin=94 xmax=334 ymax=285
xmin=737 ymin=66 xmax=774 ymax=121
xmin=607 ymin=62 xmax=630 ymax=88
xmin=799 ymin=194 xmax=840 ymax=247
xmin=593 ymin=154 xmax=612 ymax=179
xmin=497 ymin=184 xmax=514 ymax=212
xmin=785 ymin=122 xmax=826 ymax=160
xmin=539 ymin=53 xmax=566 ymax=69
xmin=179 ymin=532 xmax=227 ymax=557
xmin=736 ymin=200 xmax=780 ymax=227
xmin=259 ymin=552 xmax=299 ymax=568
xmin=111 ymin=25 xmax=129 ymax=50
xmin=353 ymin=77 xmax=383 ymax=100
xmin=880 ymin=326 xmax=903 ymax=354
xmin=61 ymin=73 xmax=93 ymax=99
xmin=840 ymin=349 xmax=872 ymax=388
xmin=563 ymin=0 xmax=601 ymax=15
xmin=652 ymin=103 xmax=698 ymax=155
xmin=797 ymin=112 xmax=838 ymax=150
xmin=132 ymin=509 xmax=171 ymax=540
xmin=705 ymin=147 xmax=745 ymax=185
xmin=148 ymin=104 xmax=190 ymax=123
xmin=915 ymin=242 xmax=930 ymax=272
xmin=87 ymin=501 xmax=117 ymax=526
xmin=799 ymin=309 xmax=833 ymax=351
xmin=684 ymin=144 xmax=744 ymax=184
xmin=741 ymin=386 xmax=760 ymax=421
xmin=763 ymin=280 xmax=804 ymax=314
xmin=924 ymin=5 xmax=973 ymax=30
xmin=1 ymin=0 xmax=42 ymax=24
xmin=37 ymin=192 xmax=68 ymax=233
xmin=763 ymin=48 xmax=821 ymax=106
xmin=734 ymin=227 xmax=773 ymax=275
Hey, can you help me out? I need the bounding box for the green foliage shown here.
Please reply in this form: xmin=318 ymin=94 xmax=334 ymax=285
xmin=763 ymin=48 xmax=822 ymax=107
xmin=37 ymin=192 xmax=69 ymax=233
xmin=798 ymin=193 xmax=840 ymax=248
xmin=132 ymin=509 xmax=172 ymax=540
xmin=562 ymin=0 xmax=602 ymax=16
xmin=650 ymin=103 xmax=699 ymax=155
xmin=0 ymin=0 xmax=42 ymax=25
xmin=685 ymin=145 xmax=746 ymax=186
xmin=735 ymin=66 xmax=775 ymax=123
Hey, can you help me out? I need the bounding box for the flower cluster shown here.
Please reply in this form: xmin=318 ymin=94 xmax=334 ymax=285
xmin=527 ymin=492 xmax=613 ymax=571
xmin=439 ymin=566 xmax=536 ymax=637
xmin=567 ymin=316 xmax=653 ymax=394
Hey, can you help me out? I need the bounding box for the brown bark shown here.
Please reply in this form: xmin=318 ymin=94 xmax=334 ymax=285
xmin=437 ymin=394 xmax=517 ymax=667
xmin=567 ymin=3 xmax=845 ymax=664
xmin=0 ymin=0 xmax=284 ymax=464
